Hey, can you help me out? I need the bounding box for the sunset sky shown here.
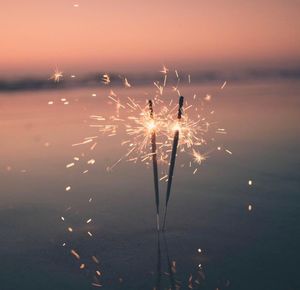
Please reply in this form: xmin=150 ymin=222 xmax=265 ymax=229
xmin=1 ymin=0 xmax=300 ymax=77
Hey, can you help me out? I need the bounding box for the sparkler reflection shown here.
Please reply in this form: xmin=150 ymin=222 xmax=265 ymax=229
xmin=152 ymin=233 xmax=208 ymax=290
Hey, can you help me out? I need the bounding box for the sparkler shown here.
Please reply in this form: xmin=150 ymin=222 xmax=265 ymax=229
xmin=148 ymin=100 xmax=160 ymax=231
xmin=67 ymin=69 xmax=229 ymax=234
xmin=162 ymin=96 xmax=184 ymax=231
xmin=56 ymin=69 xmax=235 ymax=289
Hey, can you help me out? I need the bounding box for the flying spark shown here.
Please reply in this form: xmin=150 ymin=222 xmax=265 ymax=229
xmin=50 ymin=68 xmax=63 ymax=82
xmin=102 ymin=74 xmax=111 ymax=85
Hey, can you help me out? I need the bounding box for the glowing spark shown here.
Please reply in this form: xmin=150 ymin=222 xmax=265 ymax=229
xmin=90 ymin=142 xmax=97 ymax=150
xmin=248 ymin=204 xmax=253 ymax=211
xmin=66 ymin=163 xmax=75 ymax=168
xmin=92 ymin=256 xmax=100 ymax=264
xmin=147 ymin=120 xmax=156 ymax=131
xmin=71 ymin=249 xmax=80 ymax=259
xmin=221 ymin=81 xmax=227 ymax=89
xmin=124 ymin=77 xmax=131 ymax=88
xmin=102 ymin=73 xmax=111 ymax=85
xmin=72 ymin=139 xmax=93 ymax=146
xmin=48 ymin=101 xmax=54 ymax=105
xmin=204 ymin=94 xmax=211 ymax=101
xmin=86 ymin=218 xmax=92 ymax=224
xmin=160 ymin=65 xmax=169 ymax=74
xmin=163 ymin=74 xmax=167 ymax=87
xmin=50 ymin=68 xmax=63 ymax=82
xmin=154 ymin=81 xmax=164 ymax=95
xmin=90 ymin=115 xmax=106 ymax=121
xmin=172 ymin=123 xmax=181 ymax=132
xmin=160 ymin=175 xmax=168 ymax=181
xmin=225 ymin=149 xmax=232 ymax=155
xmin=80 ymin=264 xmax=85 ymax=269
xmin=68 ymin=227 xmax=73 ymax=232
xmin=65 ymin=186 xmax=71 ymax=191
xmin=109 ymin=90 xmax=117 ymax=97
xmin=216 ymin=128 xmax=227 ymax=134
xmin=248 ymin=180 xmax=253 ymax=186
xmin=192 ymin=150 xmax=207 ymax=165
xmin=108 ymin=96 xmax=125 ymax=109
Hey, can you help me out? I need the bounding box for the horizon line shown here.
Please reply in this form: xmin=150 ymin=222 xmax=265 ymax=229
xmin=0 ymin=67 xmax=299 ymax=92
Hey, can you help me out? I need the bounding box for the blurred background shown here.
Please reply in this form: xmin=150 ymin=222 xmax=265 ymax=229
xmin=0 ymin=0 xmax=299 ymax=81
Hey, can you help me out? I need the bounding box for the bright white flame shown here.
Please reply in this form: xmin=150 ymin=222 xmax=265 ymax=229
xmin=173 ymin=123 xmax=181 ymax=132
xmin=147 ymin=120 xmax=156 ymax=131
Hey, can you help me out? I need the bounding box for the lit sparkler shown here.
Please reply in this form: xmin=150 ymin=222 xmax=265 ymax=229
xmin=71 ymin=69 xmax=228 ymax=231
xmin=58 ymin=68 xmax=232 ymax=288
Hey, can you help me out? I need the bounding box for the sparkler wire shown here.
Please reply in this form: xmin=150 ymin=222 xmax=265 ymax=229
xmin=148 ymin=100 xmax=160 ymax=231
xmin=162 ymin=96 xmax=184 ymax=231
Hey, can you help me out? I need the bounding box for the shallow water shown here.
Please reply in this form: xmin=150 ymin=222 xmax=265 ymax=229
xmin=0 ymin=80 xmax=300 ymax=290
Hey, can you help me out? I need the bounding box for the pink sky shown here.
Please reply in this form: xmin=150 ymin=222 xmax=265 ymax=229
xmin=1 ymin=0 xmax=299 ymax=76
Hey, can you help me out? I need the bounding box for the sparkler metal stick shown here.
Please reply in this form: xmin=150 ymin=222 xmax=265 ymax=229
xmin=148 ymin=100 xmax=160 ymax=231
xmin=162 ymin=96 xmax=184 ymax=231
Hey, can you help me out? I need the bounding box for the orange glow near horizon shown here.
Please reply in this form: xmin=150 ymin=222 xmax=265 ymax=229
xmin=1 ymin=0 xmax=300 ymax=76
